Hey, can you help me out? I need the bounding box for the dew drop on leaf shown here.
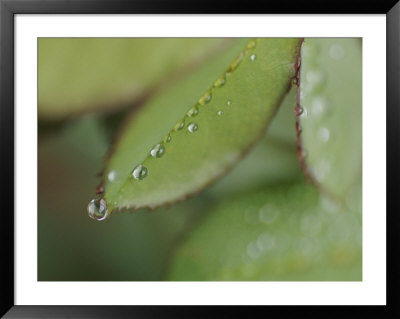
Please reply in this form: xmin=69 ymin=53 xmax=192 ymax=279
xmin=187 ymin=106 xmax=199 ymax=117
xmin=150 ymin=143 xmax=165 ymax=158
xmin=87 ymin=199 xmax=109 ymax=221
xmin=213 ymin=75 xmax=226 ymax=88
xmin=132 ymin=164 xmax=148 ymax=180
xmin=297 ymin=106 xmax=304 ymax=116
xmin=250 ymin=53 xmax=257 ymax=61
xmin=198 ymin=91 xmax=212 ymax=105
xmin=187 ymin=122 xmax=198 ymax=133
xmin=164 ymin=134 xmax=172 ymax=143
xmin=217 ymin=110 xmax=223 ymax=116
xmin=174 ymin=120 xmax=185 ymax=131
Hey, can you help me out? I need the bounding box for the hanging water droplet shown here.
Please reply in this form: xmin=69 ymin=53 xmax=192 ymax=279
xmin=87 ymin=199 xmax=108 ymax=221
xmin=247 ymin=39 xmax=257 ymax=49
xmin=150 ymin=143 xmax=165 ymax=158
xmin=132 ymin=164 xmax=148 ymax=180
xmin=187 ymin=106 xmax=199 ymax=117
xmin=174 ymin=120 xmax=185 ymax=131
xmin=198 ymin=91 xmax=212 ymax=105
xmin=213 ymin=75 xmax=226 ymax=88
xmin=291 ymin=77 xmax=299 ymax=86
xmin=226 ymin=100 xmax=232 ymax=106
xmin=250 ymin=53 xmax=256 ymax=61
xmin=107 ymin=170 xmax=118 ymax=182
xmin=164 ymin=134 xmax=172 ymax=143
xmin=187 ymin=122 xmax=198 ymax=133
xmin=217 ymin=110 xmax=223 ymax=116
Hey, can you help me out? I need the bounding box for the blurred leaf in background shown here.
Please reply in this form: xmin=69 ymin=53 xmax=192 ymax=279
xmin=38 ymin=38 xmax=230 ymax=120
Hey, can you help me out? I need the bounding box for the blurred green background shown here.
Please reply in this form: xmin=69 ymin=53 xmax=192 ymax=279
xmin=38 ymin=38 xmax=361 ymax=281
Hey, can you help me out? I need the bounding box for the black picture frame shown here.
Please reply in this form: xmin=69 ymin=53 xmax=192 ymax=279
xmin=1 ymin=0 xmax=398 ymax=317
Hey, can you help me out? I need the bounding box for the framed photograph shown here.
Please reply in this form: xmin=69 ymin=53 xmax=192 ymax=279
xmin=1 ymin=0 xmax=397 ymax=317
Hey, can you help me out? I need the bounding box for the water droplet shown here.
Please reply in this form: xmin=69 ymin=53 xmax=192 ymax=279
xmin=150 ymin=143 xmax=165 ymax=158
xmin=87 ymin=199 xmax=108 ymax=221
xmin=259 ymin=203 xmax=279 ymax=224
xmin=228 ymin=52 xmax=243 ymax=72
xmin=164 ymin=134 xmax=172 ymax=143
xmin=317 ymin=127 xmax=330 ymax=142
xmin=291 ymin=77 xmax=299 ymax=86
xmin=300 ymin=107 xmax=308 ymax=118
xmin=329 ymin=44 xmax=345 ymax=60
xmin=174 ymin=120 xmax=185 ymax=131
xmin=226 ymin=100 xmax=232 ymax=106
xmin=297 ymin=106 xmax=304 ymax=116
xmin=213 ymin=75 xmax=226 ymax=88
xmin=247 ymin=39 xmax=257 ymax=49
xmin=132 ymin=164 xmax=148 ymax=180
xmin=187 ymin=122 xmax=198 ymax=133
xmin=250 ymin=53 xmax=256 ymax=61
xmin=187 ymin=106 xmax=199 ymax=117
xmin=198 ymin=91 xmax=212 ymax=105
xmin=107 ymin=170 xmax=118 ymax=182
xmin=217 ymin=110 xmax=223 ymax=116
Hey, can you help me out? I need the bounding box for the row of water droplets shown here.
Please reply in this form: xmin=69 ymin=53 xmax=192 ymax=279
xmin=88 ymin=39 xmax=259 ymax=221
xmin=298 ymin=40 xmax=346 ymax=183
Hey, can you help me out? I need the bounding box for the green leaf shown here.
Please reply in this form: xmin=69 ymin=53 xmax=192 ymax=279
xmin=167 ymin=181 xmax=362 ymax=281
xmin=101 ymin=38 xmax=302 ymax=213
xmin=207 ymin=85 xmax=303 ymax=197
xmin=297 ymin=38 xmax=362 ymax=200
xmin=38 ymin=117 xmax=207 ymax=280
xmin=38 ymin=38 xmax=229 ymax=120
